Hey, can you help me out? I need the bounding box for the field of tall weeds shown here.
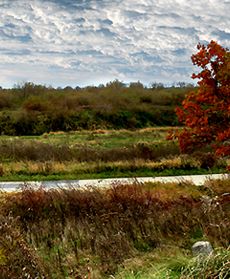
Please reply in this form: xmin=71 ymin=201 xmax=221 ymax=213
xmin=0 ymin=178 xmax=229 ymax=278
xmin=0 ymin=128 xmax=228 ymax=180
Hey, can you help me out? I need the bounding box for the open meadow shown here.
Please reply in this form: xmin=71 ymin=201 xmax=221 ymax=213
xmin=1 ymin=127 xmax=229 ymax=278
xmin=0 ymin=81 xmax=229 ymax=278
xmin=0 ymin=127 xmax=228 ymax=181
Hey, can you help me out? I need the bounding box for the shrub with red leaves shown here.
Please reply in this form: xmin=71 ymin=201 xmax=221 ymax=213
xmin=171 ymin=41 xmax=230 ymax=169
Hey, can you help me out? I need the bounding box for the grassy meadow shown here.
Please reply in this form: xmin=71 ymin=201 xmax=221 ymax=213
xmin=0 ymin=127 xmax=228 ymax=181
xmin=0 ymin=83 xmax=229 ymax=278
xmin=0 ymin=178 xmax=229 ymax=278
xmin=0 ymin=83 xmax=227 ymax=181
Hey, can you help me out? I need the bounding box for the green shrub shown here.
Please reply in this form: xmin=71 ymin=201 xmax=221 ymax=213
xmin=0 ymin=84 xmax=187 ymax=135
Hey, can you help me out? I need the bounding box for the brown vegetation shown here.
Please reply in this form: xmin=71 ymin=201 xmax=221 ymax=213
xmin=0 ymin=179 xmax=229 ymax=278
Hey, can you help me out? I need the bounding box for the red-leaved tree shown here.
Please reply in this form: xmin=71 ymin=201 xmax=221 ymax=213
xmin=171 ymin=41 xmax=230 ymax=167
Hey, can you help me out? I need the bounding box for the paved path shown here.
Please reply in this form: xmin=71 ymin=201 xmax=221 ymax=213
xmin=0 ymin=173 xmax=229 ymax=192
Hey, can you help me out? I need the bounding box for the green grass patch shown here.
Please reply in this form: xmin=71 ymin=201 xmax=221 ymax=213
xmin=0 ymin=165 xmax=225 ymax=182
xmin=0 ymin=127 xmax=172 ymax=149
xmin=115 ymin=247 xmax=230 ymax=279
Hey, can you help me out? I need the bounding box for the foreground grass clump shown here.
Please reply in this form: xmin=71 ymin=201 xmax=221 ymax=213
xmin=0 ymin=179 xmax=229 ymax=278
xmin=115 ymin=247 xmax=230 ymax=278
xmin=180 ymin=247 xmax=230 ymax=279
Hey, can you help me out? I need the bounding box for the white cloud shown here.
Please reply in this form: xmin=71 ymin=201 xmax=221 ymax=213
xmin=0 ymin=0 xmax=229 ymax=87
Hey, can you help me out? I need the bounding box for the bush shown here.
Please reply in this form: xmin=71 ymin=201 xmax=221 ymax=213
xmin=0 ymin=84 xmax=186 ymax=135
xmin=193 ymin=152 xmax=217 ymax=169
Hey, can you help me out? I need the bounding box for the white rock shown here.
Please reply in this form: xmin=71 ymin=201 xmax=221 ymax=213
xmin=192 ymin=241 xmax=213 ymax=257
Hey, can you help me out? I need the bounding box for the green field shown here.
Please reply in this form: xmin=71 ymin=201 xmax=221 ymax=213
xmin=0 ymin=128 xmax=227 ymax=181
xmin=1 ymin=127 xmax=170 ymax=147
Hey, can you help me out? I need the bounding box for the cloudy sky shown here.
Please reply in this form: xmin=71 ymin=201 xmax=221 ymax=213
xmin=0 ymin=0 xmax=229 ymax=88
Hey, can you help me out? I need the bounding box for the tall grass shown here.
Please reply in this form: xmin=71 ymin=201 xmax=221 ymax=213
xmin=0 ymin=155 xmax=226 ymax=181
xmin=0 ymin=179 xmax=229 ymax=278
xmin=115 ymin=247 xmax=230 ymax=279
xmin=181 ymin=248 xmax=230 ymax=278
xmin=0 ymin=128 xmax=227 ymax=180
xmin=0 ymin=138 xmax=179 ymax=162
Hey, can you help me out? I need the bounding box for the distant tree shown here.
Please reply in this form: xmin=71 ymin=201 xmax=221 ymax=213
xmin=175 ymin=81 xmax=195 ymax=88
xmin=63 ymin=86 xmax=73 ymax=91
xmin=150 ymin=82 xmax=164 ymax=90
xmin=176 ymin=81 xmax=187 ymax=88
xmin=75 ymin=86 xmax=82 ymax=91
xmin=170 ymin=41 xmax=230 ymax=167
xmin=15 ymin=82 xmax=46 ymax=97
xmin=129 ymin=81 xmax=144 ymax=89
xmin=106 ymin=79 xmax=126 ymax=89
xmin=171 ymin=82 xmax=195 ymax=89
xmin=84 ymin=86 xmax=98 ymax=93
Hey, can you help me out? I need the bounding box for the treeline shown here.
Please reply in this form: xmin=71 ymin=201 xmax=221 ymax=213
xmin=0 ymin=81 xmax=195 ymax=135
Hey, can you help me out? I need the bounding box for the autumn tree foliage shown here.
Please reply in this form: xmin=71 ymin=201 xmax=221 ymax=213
xmin=172 ymin=41 xmax=230 ymax=163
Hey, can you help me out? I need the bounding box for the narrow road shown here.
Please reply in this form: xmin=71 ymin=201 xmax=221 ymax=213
xmin=0 ymin=173 xmax=229 ymax=192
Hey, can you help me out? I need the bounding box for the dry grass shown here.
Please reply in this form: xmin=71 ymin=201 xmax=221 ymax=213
xmin=0 ymin=137 xmax=180 ymax=162
xmin=0 ymin=128 xmax=226 ymax=180
xmin=0 ymin=155 xmax=211 ymax=178
xmin=0 ymin=178 xmax=229 ymax=278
